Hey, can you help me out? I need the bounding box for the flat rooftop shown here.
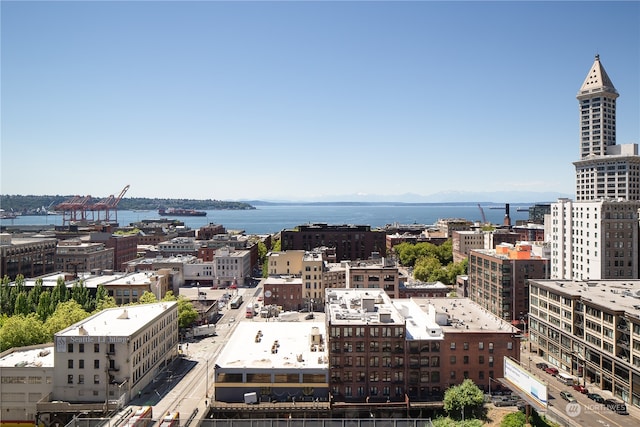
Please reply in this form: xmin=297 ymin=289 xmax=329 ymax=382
xmin=418 ymin=297 xmax=518 ymax=334
xmin=0 ymin=345 xmax=54 ymax=368
xmin=216 ymin=321 xmax=328 ymax=370
xmin=531 ymin=279 xmax=640 ymax=315
xmin=326 ymin=288 xmax=404 ymax=325
xmin=392 ymin=298 xmax=444 ymax=341
xmin=57 ymin=302 xmax=177 ymax=338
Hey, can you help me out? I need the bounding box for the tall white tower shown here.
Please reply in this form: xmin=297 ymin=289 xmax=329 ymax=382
xmin=573 ymin=55 xmax=640 ymax=201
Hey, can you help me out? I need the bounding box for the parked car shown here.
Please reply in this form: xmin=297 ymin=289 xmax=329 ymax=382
xmin=305 ymin=313 xmax=315 ymax=320
xmin=536 ymin=362 xmax=548 ymax=370
xmin=587 ymin=393 xmax=604 ymax=403
xmin=604 ymin=398 xmax=628 ymax=415
xmin=560 ymin=391 xmax=576 ymax=402
xmin=545 ymin=367 xmax=559 ymax=376
xmin=492 ymin=397 xmax=517 ymax=407
xmin=573 ymin=384 xmax=589 ymax=394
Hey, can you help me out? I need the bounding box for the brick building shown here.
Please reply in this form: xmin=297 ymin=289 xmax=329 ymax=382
xmin=281 ymin=223 xmax=386 ymax=262
xmin=0 ymin=233 xmax=57 ymax=280
xmin=468 ymin=242 xmax=550 ymax=327
xmin=326 ymin=289 xmax=520 ymax=403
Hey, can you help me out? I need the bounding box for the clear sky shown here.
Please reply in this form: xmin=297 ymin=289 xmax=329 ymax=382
xmin=1 ymin=1 xmax=639 ymax=201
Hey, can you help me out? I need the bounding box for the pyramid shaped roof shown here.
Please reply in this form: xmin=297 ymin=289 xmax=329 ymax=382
xmin=579 ymin=54 xmax=618 ymax=96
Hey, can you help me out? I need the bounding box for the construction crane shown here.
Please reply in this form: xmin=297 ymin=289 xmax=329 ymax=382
xmin=56 ymin=185 xmax=130 ymax=226
xmin=477 ymin=204 xmax=487 ymax=224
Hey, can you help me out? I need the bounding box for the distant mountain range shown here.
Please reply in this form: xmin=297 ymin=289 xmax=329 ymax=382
xmin=244 ymin=190 xmax=572 ymax=205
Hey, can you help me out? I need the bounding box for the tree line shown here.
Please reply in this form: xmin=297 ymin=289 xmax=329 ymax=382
xmin=393 ymin=240 xmax=468 ymax=285
xmin=0 ymin=194 xmax=255 ymax=213
xmin=0 ymin=275 xmax=198 ymax=352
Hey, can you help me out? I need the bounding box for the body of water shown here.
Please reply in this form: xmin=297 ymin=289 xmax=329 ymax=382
xmin=1 ymin=204 xmax=531 ymax=235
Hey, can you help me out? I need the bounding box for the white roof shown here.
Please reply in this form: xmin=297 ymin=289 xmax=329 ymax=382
xmin=0 ymin=345 xmax=54 ymax=368
xmin=57 ymin=302 xmax=177 ymax=338
xmin=216 ymin=321 xmax=328 ymax=370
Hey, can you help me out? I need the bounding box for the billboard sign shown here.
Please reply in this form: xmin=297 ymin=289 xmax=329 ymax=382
xmin=503 ymin=357 xmax=548 ymax=408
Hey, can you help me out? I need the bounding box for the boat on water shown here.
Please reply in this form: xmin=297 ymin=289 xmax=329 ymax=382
xmin=158 ymin=208 xmax=207 ymax=217
xmin=0 ymin=209 xmax=19 ymax=219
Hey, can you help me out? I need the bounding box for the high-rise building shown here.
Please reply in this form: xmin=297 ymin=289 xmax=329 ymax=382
xmin=550 ymin=56 xmax=640 ymax=281
xmin=573 ymin=55 xmax=640 ymax=201
xmin=550 ymin=199 xmax=640 ymax=280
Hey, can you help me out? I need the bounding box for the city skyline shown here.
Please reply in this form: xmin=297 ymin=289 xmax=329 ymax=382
xmin=1 ymin=1 xmax=639 ymax=201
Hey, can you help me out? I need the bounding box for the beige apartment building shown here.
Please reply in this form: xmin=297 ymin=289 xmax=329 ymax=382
xmin=528 ymin=279 xmax=640 ymax=408
xmin=37 ymin=302 xmax=178 ymax=420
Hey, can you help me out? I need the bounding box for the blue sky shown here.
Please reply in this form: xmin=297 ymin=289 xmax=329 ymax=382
xmin=1 ymin=1 xmax=639 ymax=201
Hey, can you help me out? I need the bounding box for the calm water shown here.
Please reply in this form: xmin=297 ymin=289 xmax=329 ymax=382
xmin=2 ymin=204 xmax=530 ymax=234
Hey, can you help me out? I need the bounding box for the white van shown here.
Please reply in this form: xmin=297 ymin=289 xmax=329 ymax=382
xmin=557 ymin=372 xmax=576 ymax=386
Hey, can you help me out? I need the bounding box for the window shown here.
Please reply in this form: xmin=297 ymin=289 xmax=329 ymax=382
xmin=450 ymin=356 xmax=456 ymax=364
xmin=450 ymin=342 xmax=456 ymax=350
xmin=507 ymin=342 xmax=513 ymax=350
xmin=463 ymin=356 xmax=469 ymax=365
xmin=68 ymin=375 xmax=73 ymax=384
xmin=479 ymin=342 xmax=484 ymax=350
xmin=68 ymin=343 xmax=73 ymax=353
xmin=450 ymin=371 xmax=456 ymax=379
xmin=94 ymin=360 xmax=100 ymax=369
xmin=94 ymin=375 xmax=100 ymax=384
xmin=78 ymin=374 xmax=84 ymax=384
xmin=79 ymin=343 xmax=85 ymax=353
xmin=68 ymin=360 xmax=73 ymax=369
xmin=79 ymin=360 xmax=84 ymax=369
xmin=94 ymin=343 xmax=100 ymax=353
xmin=463 ymin=342 xmax=469 ymax=350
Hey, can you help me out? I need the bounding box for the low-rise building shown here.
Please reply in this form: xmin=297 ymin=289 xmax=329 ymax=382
xmin=37 ymin=302 xmax=178 ymax=419
xmin=263 ymin=276 xmax=304 ymax=311
xmin=0 ymin=344 xmax=54 ymax=425
xmin=399 ymin=280 xmax=449 ymax=298
xmin=0 ymin=232 xmax=58 ymax=280
xmin=213 ymin=321 xmax=329 ymax=403
xmin=54 ymin=239 xmax=114 ymax=276
xmin=326 ymin=289 xmax=520 ymax=403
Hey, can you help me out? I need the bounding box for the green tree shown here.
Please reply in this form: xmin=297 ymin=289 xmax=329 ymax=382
xmin=414 ymin=256 xmax=449 ymax=283
xmin=257 ymin=241 xmax=267 ymax=265
xmin=443 ymin=379 xmax=485 ymax=421
xmin=432 ymin=417 xmax=483 ymax=427
xmin=0 ymin=275 xmax=12 ymax=315
xmin=272 ymin=238 xmax=281 ymax=252
xmin=71 ymin=281 xmax=91 ymax=312
xmin=500 ymin=411 xmax=526 ymax=427
xmin=94 ymin=285 xmax=116 ymax=312
xmin=27 ymin=278 xmax=44 ymax=313
xmin=139 ymin=291 xmax=158 ymax=304
xmin=176 ymin=296 xmax=198 ymax=329
xmin=0 ymin=313 xmax=49 ymax=352
xmin=36 ymin=290 xmax=54 ymax=320
xmin=44 ymin=300 xmax=90 ymax=339
xmin=51 ymin=276 xmax=69 ymax=307
xmin=13 ymin=291 xmax=30 ymax=316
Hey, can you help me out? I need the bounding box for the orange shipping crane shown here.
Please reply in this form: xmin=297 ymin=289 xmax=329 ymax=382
xmin=90 ymin=184 xmax=130 ymax=223
xmin=56 ymin=185 xmax=130 ymax=226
